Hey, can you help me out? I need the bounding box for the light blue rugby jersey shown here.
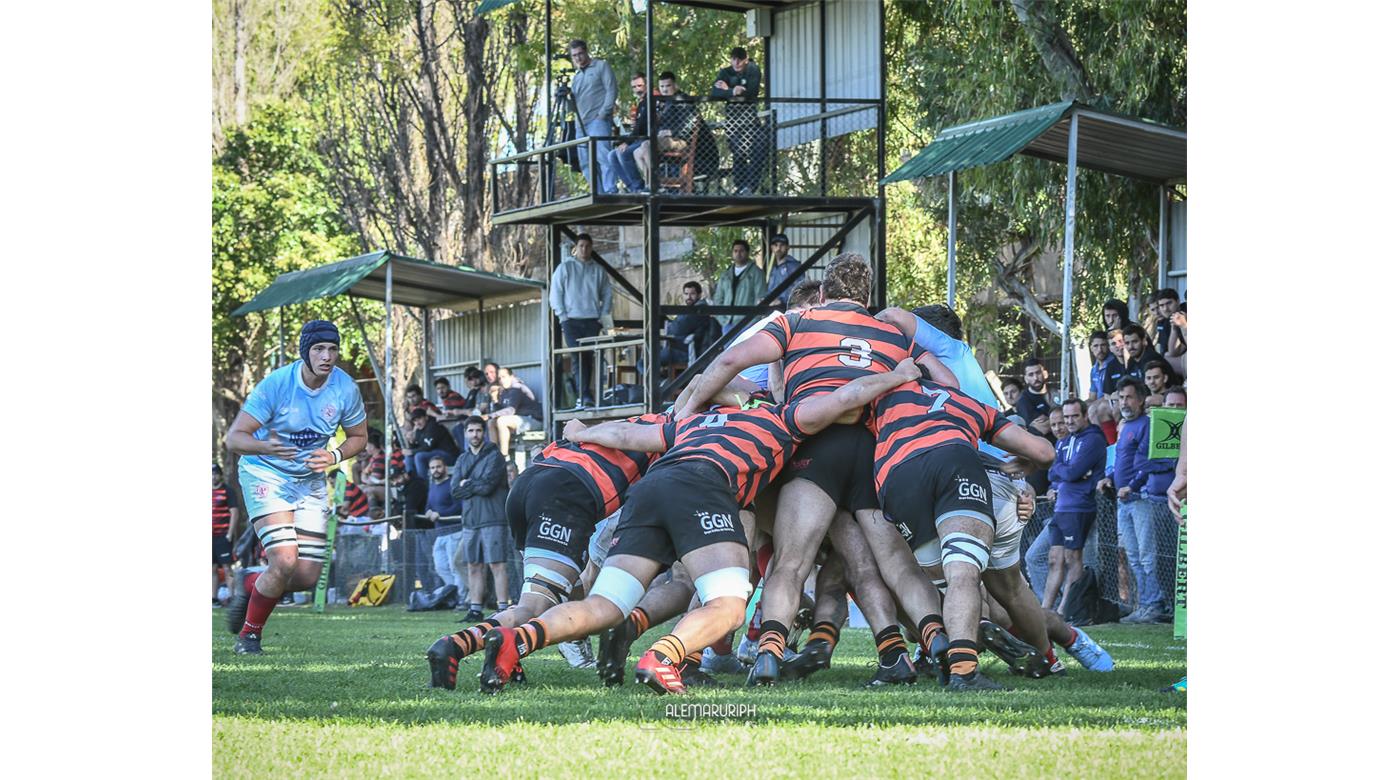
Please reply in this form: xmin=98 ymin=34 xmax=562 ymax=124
xmin=240 ymin=361 xmax=367 ymax=478
xmin=913 ymin=317 xmax=1011 ymax=461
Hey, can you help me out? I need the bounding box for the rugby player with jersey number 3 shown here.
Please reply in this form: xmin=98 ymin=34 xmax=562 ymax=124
xmin=475 ymin=357 xmax=924 ymax=695
xmin=223 ymin=320 xmax=369 ymax=655
xmin=672 ymin=253 xmax=961 ymax=687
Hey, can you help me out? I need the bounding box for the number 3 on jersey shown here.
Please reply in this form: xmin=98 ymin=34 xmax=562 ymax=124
xmin=838 ymin=337 xmax=873 ymax=368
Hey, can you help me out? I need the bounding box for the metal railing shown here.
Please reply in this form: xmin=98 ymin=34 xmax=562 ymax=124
xmin=490 ymin=97 xmax=882 ymax=216
xmin=1021 ymin=492 xmax=1181 ymax=619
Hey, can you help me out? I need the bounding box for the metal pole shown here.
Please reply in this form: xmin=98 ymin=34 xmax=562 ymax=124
xmin=1158 ymin=185 xmax=1169 ymax=290
xmin=946 ymin=171 xmax=957 ymax=308
xmin=349 ymin=298 xmax=406 ymax=449
xmin=1060 ymin=112 xmax=1079 ymax=401
xmin=385 ymin=261 xmax=394 ymax=453
xmin=277 ymin=306 xmax=285 ymax=368
xmin=421 ymin=306 xmax=431 ymax=392
xmin=645 ymin=0 xmax=655 ymax=194
xmin=477 ymin=298 xmax=486 ymax=368
xmin=874 ymin=0 xmax=888 ymax=310
xmin=543 ymin=0 xmax=553 ymax=203
xmin=645 ymin=198 xmax=661 ymax=411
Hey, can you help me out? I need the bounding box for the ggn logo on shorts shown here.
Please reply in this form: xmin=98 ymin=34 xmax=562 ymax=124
xmin=538 ymin=518 xmax=572 ymax=544
xmin=696 ymin=511 xmax=735 ymax=533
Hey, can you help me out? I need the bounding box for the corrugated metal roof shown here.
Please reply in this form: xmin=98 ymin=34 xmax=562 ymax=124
xmin=475 ymin=0 xmax=518 ymax=16
xmin=233 ymin=251 xmax=543 ymax=316
xmin=883 ymin=101 xmax=1186 ymax=184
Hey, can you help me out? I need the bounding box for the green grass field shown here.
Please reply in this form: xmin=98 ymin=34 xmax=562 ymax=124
xmin=213 ymin=605 xmax=1186 ymax=778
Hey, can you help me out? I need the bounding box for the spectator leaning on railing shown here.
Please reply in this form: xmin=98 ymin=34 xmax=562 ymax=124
xmin=568 ymin=38 xmax=619 ymax=193
xmin=550 ymin=233 xmax=613 ymax=408
xmin=711 ymin=45 xmax=766 ymax=195
xmin=1041 ymin=398 xmax=1107 ymax=615
xmin=450 ymin=416 xmax=512 ymax=622
xmin=1126 ymin=385 xmax=1186 ymax=624
xmin=610 ymin=72 xmax=656 ymax=194
xmin=423 ymin=455 xmax=466 ymax=598
xmin=1097 ymin=377 xmax=1155 ymax=621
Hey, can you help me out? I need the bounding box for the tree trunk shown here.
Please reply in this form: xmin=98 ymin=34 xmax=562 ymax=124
xmin=233 ymin=0 xmax=249 ymax=126
xmin=1008 ymin=0 xmax=1096 ymax=104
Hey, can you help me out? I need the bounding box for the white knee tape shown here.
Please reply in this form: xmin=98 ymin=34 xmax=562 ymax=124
xmin=693 ymin=566 xmax=753 ymax=605
xmin=522 ymin=563 xmax=578 ymax=606
xmin=589 ymin=566 xmax=646 ymax=616
xmin=256 ymin=523 xmax=298 ymax=551
xmin=913 ymin=538 xmax=941 ymax=568
xmin=941 ymin=531 xmax=990 ymax=572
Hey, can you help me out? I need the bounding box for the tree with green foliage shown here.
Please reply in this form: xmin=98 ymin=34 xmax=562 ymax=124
xmin=885 ymin=0 xmax=1185 ymax=381
xmin=212 ymin=103 xmax=369 ymax=466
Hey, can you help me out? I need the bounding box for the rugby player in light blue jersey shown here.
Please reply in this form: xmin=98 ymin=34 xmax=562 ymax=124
xmin=224 ymin=320 xmax=370 ymax=655
xmin=875 ymin=305 xmax=1114 ymax=678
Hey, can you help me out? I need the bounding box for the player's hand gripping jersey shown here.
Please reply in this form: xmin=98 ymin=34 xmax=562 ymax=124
xmin=653 ymin=403 xmax=810 ymax=506
xmin=871 ymin=378 xmax=1015 ymax=496
xmin=758 ymin=301 xmax=917 ymax=404
xmin=532 ymin=412 xmax=671 ymax=515
xmin=239 ymin=361 xmax=367 ymax=479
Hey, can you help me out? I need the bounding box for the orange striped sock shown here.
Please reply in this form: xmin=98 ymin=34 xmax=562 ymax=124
xmin=447 ymin=618 xmax=501 ymax=659
xmin=947 ymin=639 xmax=979 ymax=678
xmin=757 ymin=620 xmax=789 ymax=658
xmin=650 ymin=633 xmax=688 ymax=665
xmin=874 ymin=625 xmax=907 ymax=665
xmin=917 ymin=614 xmax=944 ymax=655
xmin=513 ymin=619 xmax=549 ymax=657
xmin=806 ymin=621 xmax=839 ymax=649
xmin=628 ymin=607 xmax=652 ymax=639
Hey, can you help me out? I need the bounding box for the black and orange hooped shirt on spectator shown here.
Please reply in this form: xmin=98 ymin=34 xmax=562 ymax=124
xmin=870 ymin=378 xmax=1014 ymax=496
xmin=369 ymin=449 xmax=406 ymax=480
xmin=213 ymin=481 xmax=233 ymax=536
xmin=757 ymin=301 xmax=917 ymax=405
xmin=341 ymin=481 xmax=370 ymax=518
xmin=654 ymin=403 xmax=810 ymax=507
xmin=438 ymin=390 xmax=468 ymax=414
xmin=536 ymin=412 xmax=671 ymax=516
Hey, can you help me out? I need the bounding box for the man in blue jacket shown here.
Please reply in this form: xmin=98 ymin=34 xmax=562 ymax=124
xmin=1128 ymin=386 xmax=1186 ymax=623
xmin=1041 ymin=398 xmax=1107 ymax=615
xmin=1099 ymin=378 xmax=1152 ymax=621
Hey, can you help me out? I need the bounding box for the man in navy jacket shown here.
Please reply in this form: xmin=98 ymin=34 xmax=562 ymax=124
xmin=1042 ymin=398 xmax=1107 ymax=615
xmin=1099 ymin=378 xmax=1152 ymax=621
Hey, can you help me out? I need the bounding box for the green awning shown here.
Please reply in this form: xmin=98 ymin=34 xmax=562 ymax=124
xmin=233 ymin=251 xmax=543 ymax=316
xmin=884 ymin=101 xmax=1186 ymax=184
xmin=475 ymin=0 xmax=518 ymax=15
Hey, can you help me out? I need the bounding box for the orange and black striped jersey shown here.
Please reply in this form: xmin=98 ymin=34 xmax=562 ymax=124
xmin=758 ymin=301 xmax=917 ymax=405
xmin=871 ymin=379 xmax=1014 ymax=495
xmin=535 ymin=412 xmax=671 ymax=515
xmin=213 ymin=483 xmax=233 ymax=536
xmin=655 ymin=403 xmax=809 ymax=506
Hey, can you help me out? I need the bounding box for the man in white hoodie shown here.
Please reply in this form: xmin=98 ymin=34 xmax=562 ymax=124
xmin=550 ymin=233 xmax=614 ymax=408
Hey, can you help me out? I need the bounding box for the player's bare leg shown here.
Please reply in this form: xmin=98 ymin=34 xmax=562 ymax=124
xmin=1041 ymin=545 xmax=1068 ymax=611
xmin=230 ymin=513 xmax=324 ymax=654
xmin=598 ymin=563 xmax=696 ymax=685
xmin=852 ymin=509 xmax=950 ymax=682
xmin=478 ymin=553 xmax=663 ymax=693
xmin=635 ymin=541 xmax=753 ymax=694
xmin=784 ymin=551 xmax=850 ymax=680
xmin=826 ymin=510 xmax=915 ymax=686
xmin=429 ymin=556 xmax=578 ymax=690
xmin=750 ymin=479 xmax=835 ymax=684
xmin=934 ymin=515 xmax=1002 ymax=690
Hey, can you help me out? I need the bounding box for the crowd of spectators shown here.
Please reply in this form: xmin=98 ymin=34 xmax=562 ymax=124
xmin=1011 ymin=290 xmax=1188 ymax=623
xmin=565 ymin=38 xmax=769 ymax=196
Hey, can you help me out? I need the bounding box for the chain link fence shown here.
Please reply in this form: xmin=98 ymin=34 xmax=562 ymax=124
xmin=324 ymin=516 xmax=524 ymax=607
xmin=1020 ymin=492 xmax=1179 ymax=618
